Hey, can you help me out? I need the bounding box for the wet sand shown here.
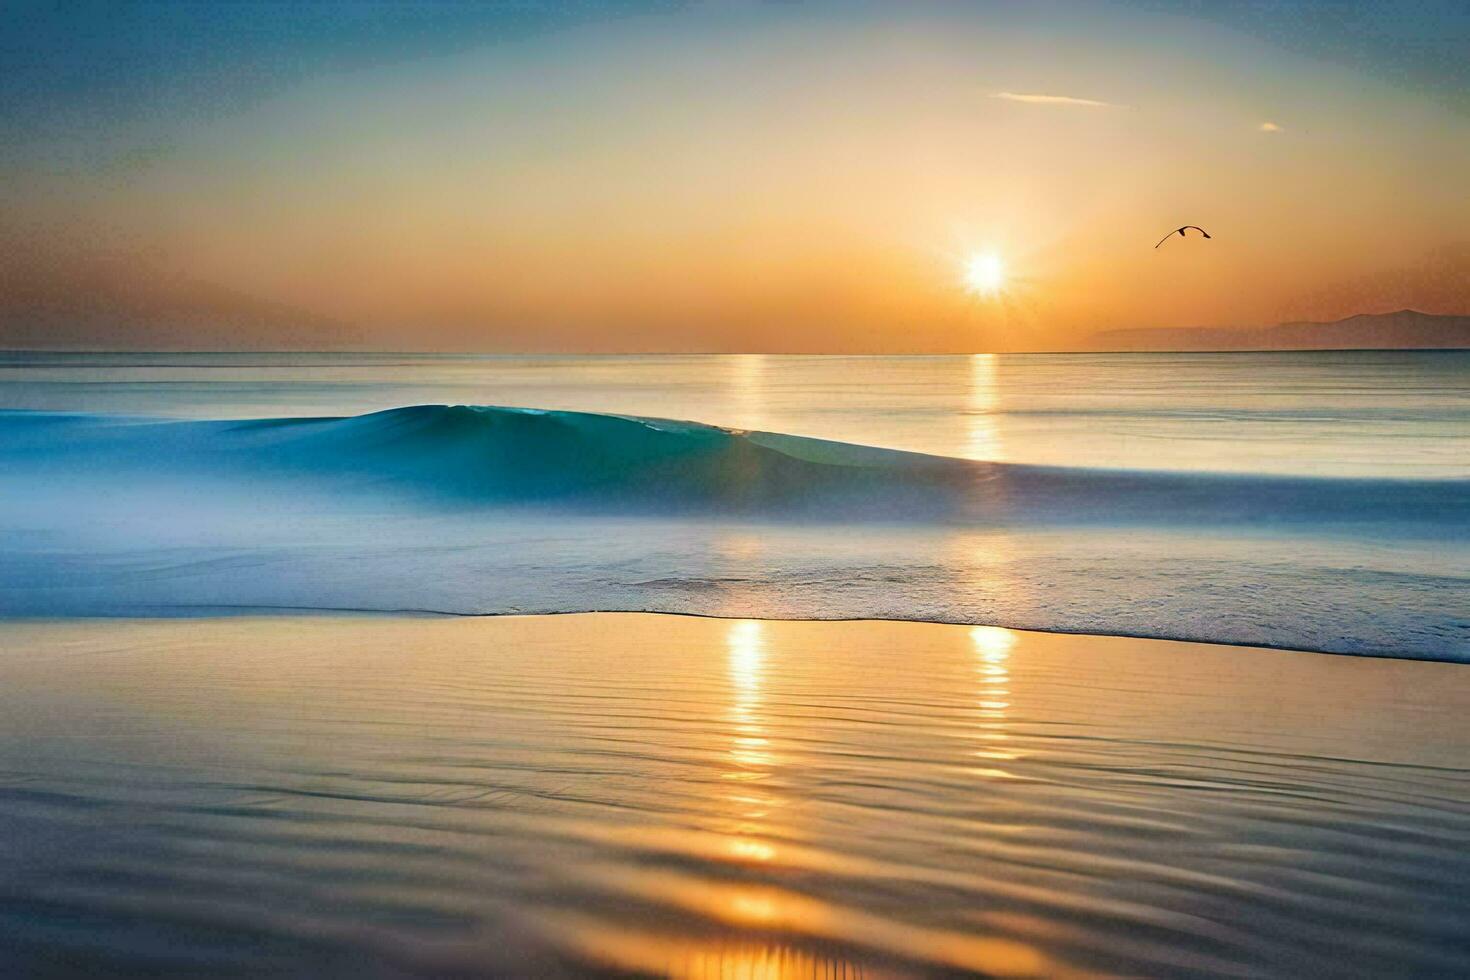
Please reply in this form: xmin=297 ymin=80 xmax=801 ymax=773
xmin=0 ymin=614 xmax=1465 ymax=977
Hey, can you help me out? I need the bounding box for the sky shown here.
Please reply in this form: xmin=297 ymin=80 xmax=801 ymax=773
xmin=2 ymin=0 xmax=1468 ymax=352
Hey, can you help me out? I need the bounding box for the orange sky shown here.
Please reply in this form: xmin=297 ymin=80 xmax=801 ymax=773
xmin=2 ymin=3 xmax=1467 ymax=351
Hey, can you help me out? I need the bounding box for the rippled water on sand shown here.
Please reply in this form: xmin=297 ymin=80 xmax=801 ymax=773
xmin=0 ymin=614 xmax=1466 ymax=977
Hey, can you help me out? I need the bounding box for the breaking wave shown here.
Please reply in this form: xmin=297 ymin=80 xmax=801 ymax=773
xmin=3 ymin=404 xmax=1462 ymax=531
xmin=1 ymin=405 xmax=1466 ymax=659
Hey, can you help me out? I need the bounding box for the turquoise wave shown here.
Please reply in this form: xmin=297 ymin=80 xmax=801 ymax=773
xmin=1 ymin=404 xmax=1463 ymax=533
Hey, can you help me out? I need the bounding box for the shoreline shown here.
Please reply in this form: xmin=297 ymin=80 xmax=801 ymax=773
xmin=2 ymin=606 xmax=1465 ymax=664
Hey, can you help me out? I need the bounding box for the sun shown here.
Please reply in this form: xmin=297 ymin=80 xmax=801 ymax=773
xmin=964 ymin=252 xmax=1006 ymax=295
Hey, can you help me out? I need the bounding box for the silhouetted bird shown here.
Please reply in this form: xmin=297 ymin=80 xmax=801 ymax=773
xmin=1155 ymin=225 xmax=1212 ymax=248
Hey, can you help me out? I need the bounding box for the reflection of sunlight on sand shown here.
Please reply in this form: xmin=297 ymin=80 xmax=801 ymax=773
xmin=727 ymin=620 xmax=774 ymax=773
xmin=722 ymin=620 xmax=781 ymax=865
xmin=558 ymin=920 xmax=867 ymax=979
xmin=483 ymin=618 xmax=1058 ymax=978
xmin=971 ymin=626 xmax=1022 ymax=776
xmin=565 ymin=618 xmax=833 ymax=980
xmin=966 ymin=353 xmax=1004 ymax=461
xmin=557 ymin=869 xmax=1058 ymax=977
xmin=725 ymin=836 xmax=776 ymax=863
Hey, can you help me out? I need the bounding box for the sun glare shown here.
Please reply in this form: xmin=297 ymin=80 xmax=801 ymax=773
xmin=964 ymin=252 xmax=1006 ymax=296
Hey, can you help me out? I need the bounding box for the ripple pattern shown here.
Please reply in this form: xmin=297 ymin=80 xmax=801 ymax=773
xmin=0 ymin=614 xmax=1466 ymax=978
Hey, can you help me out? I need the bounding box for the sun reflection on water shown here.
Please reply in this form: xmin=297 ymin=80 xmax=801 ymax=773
xmin=966 ymin=353 xmax=1004 ymax=461
xmin=971 ymin=626 xmax=1021 ymax=774
xmin=727 ymin=620 xmax=774 ymax=774
xmin=564 ymin=921 xmax=870 ymax=980
xmin=731 ymin=353 xmax=769 ymax=433
xmin=721 ymin=618 xmax=782 ymax=879
xmin=561 ymin=620 xmax=1052 ymax=977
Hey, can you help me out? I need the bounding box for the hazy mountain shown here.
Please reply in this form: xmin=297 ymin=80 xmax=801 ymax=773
xmin=1091 ymin=310 xmax=1470 ymax=352
xmin=0 ymin=247 xmax=360 ymax=351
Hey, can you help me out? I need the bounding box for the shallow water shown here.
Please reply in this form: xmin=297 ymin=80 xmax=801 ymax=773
xmin=0 ymin=614 xmax=1466 ymax=977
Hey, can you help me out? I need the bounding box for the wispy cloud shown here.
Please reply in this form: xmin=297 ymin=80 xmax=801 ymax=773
xmin=1259 ymin=121 xmax=1283 ymax=132
xmin=991 ymin=91 xmax=1117 ymax=108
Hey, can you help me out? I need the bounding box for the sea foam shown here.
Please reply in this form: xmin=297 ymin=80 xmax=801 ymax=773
xmin=1 ymin=406 xmax=1465 ymax=659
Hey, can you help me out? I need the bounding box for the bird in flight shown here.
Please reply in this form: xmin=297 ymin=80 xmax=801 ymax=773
xmin=1155 ymin=225 xmax=1212 ymax=248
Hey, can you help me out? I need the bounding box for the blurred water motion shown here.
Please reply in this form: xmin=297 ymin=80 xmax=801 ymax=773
xmin=2 ymin=351 xmax=1465 ymax=658
xmin=2 ymin=349 xmax=1466 ymax=477
xmin=0 ymin=614 xmax=1466 ymax=977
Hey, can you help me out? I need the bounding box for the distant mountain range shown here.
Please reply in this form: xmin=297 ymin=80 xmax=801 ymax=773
xmin=1091 ymin=310 xmax=1470 ymax=352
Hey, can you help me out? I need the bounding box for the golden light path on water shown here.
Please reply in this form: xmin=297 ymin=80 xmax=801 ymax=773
xmin=732 ymin=353 xmax=768 ymax=433
xmin=1 ymin=616 xmax=1466 ymax=977
xmin=731 ymin=348 xmax=1008 ymax=471
xmin=558 ymin=618 xmax=1057 ymax=978
xmin=971 ymin=625 xmax=1021 ymax=778
xmin=967 ymin=352 xmax=1004 ymax=462
xmin=723 ymin=619 xmax=778 ymax=859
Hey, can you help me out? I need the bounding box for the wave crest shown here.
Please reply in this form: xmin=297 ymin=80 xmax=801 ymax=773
xmin=2 ymin=405 xmax=1466 ymax=656
xmin=2 ymin=403 xmax=1465 ymax=531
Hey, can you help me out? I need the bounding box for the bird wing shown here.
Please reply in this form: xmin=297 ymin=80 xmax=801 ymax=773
xmin=1180 ymin=225 xmax=1212 ymax=238
xmin=1154 ymin=229 xmax=1179 ymax=249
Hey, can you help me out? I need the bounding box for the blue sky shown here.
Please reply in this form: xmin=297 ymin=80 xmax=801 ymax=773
xmin=2 ymin=1 xmax=1466 ymax=350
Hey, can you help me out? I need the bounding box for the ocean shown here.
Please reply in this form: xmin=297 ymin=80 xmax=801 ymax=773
xmin=3 ymin=350 xmax=1469 ymax=976
xmin=1 ymin=350 xmax=1466 ymax=658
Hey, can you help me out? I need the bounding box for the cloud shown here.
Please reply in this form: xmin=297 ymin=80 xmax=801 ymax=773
xmin=1259 ymin=121 xmax=1283 ymax=132
xmin=991 ymin=91 xmax=1116 ymax=108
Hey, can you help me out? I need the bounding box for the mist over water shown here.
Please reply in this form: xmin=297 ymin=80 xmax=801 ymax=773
xmin=1 ymin=352 xmax=1466 ymax=659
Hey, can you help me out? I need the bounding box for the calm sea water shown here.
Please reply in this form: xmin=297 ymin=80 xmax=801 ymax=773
xmin=0 ymin=614 xmax=1466 ymax=978
xmin=2 ymin=350 xmax=1466 ymax=477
